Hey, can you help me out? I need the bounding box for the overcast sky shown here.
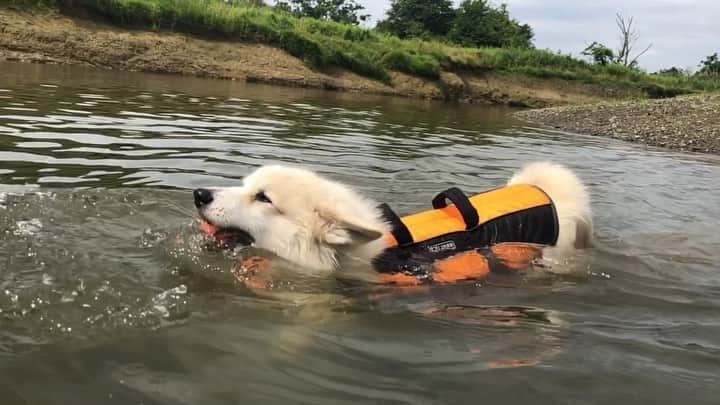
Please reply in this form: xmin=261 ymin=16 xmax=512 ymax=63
xmin=360 ymin=0 xmax=720 ymax=72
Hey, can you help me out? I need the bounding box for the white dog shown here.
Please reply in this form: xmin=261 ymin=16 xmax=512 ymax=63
xmin=194 ymin=162 xmax=592 ymax=273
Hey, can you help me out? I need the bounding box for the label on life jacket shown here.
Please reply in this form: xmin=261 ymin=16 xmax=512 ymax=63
xmin=373 ymin=184 xmax=558 ymax=283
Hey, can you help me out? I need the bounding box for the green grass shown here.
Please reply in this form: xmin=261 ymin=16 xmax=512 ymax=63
xmin=3 ymin=0 xmax=719 ymax=95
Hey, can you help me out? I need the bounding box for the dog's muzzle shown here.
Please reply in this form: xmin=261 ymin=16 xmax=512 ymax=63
xmin=193 ymin=188 xmax=255 ymax=248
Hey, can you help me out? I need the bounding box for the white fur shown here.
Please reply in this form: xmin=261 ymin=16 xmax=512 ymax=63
xmin=199 ymin=162 xmax=592 ymax=272
xmin=508 ymin=162 xmax=593 ymax=250
xmin=199 ymin=166 xmax=388 ymax=271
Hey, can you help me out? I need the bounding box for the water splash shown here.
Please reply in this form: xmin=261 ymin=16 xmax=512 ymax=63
xmin=13 ymin=218 xmax=43 ymax=236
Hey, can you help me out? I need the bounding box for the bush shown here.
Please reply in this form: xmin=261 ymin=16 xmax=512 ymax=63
xmin=699 ymin=53 xmax=720 ymax=76
xmin=381 ymin=49 xmax=440 ymax=78
xmin=274 ymin=0 xmax=368 ymax=25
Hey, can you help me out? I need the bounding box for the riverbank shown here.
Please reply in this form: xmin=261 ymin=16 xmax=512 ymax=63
xmin=0 ymin=8 xmax=621 ymax=107
xmin=0 ymin=5 xmax=709 ymax=107
xmin=515 ymin=93 xmax=720 ymax=154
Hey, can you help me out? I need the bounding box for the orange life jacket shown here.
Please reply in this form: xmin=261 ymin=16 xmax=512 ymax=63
xmin=373 ymin=184 xmax=558 ymax=284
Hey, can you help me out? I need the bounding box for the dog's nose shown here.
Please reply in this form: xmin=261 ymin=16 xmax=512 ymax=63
xmin=193 ymin=188 xmax=214 ymax=208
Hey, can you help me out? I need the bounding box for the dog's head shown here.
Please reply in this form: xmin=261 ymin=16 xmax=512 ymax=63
xmin=194 ymin=166 xmax=388 ymax=271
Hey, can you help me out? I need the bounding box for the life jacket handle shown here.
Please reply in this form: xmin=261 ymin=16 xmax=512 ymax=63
xmin=431 ymin=187 xmax=480 ymax=230
xmin=378 ymin=203 xmax=414 ymax=246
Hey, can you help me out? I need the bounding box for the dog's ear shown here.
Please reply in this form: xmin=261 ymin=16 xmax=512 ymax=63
xmin=315 ymin=207 xmax=384 ymax=246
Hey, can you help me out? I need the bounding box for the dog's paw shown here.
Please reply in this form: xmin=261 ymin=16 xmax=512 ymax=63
xmin=233 ymin=256 xmax=271 ymax=289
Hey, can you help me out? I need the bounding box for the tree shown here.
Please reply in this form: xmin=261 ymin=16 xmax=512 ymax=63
xmin=275 ymin=0 xmax=369 ymax=25
xmin=224 ymin=0 xmax=265 ymax=6
xmin=448 ymin=0 xmax=533 ymax=48
xmin=699 ymin=52 xmax=720 ymax=76
xmin=584 ymin=13 xmax=651 ymax=68
xmin=656 ymin=67 xmax=689 ymax=77
xmin=518 ymin=23 xmax=534 ymax=46
xmin=375 ymin=0 xmax=455 ymax=38
xmin=614 ymin=13 xmax=652 ymax=68
xmin=582 ymin=41 xmax=615 ymax=65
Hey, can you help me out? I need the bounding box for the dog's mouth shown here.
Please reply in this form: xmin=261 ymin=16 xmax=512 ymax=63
xmin=198 ymin=216 xmax=255 ymax=248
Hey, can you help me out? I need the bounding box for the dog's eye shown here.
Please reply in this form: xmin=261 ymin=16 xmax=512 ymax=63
xmin=254 ymin=191 xmax=272 ymax=204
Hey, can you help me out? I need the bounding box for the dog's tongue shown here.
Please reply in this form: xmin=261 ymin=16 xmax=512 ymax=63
xmin=199 ymin=219 xmax=220 ymax=236
xmin=198 ymin=219 xmax=254 ymax=247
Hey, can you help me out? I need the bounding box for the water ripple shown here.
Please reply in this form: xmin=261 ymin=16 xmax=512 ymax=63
xmin=1 ymin=62 xmax=720 ymax=404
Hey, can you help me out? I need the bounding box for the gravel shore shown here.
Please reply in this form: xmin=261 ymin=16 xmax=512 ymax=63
xmin=515 ymin=93 xmax=720 ymax=154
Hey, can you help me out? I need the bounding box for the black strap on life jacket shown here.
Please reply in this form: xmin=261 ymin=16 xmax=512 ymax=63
xmin=378 ymin=203 xmax=413 ymax=245
xmin=431 ymin=187 xmax=479 ymax=230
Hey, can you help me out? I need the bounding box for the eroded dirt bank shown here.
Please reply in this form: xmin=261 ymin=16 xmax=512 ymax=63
xmin=0 ymin=8 xmax=622 ymax=107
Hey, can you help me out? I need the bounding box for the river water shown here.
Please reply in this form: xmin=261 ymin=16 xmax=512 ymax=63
xmin=1 ymin=62 xmax=719 ymax=404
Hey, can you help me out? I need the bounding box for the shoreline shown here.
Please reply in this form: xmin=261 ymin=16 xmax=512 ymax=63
xmin=515 ymin=93 xmax=720 ymax=154
xmin=2 ymin=8 xmax=719 ymax=155
xmin=0 ymin=8 xmax=625 ymax=108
